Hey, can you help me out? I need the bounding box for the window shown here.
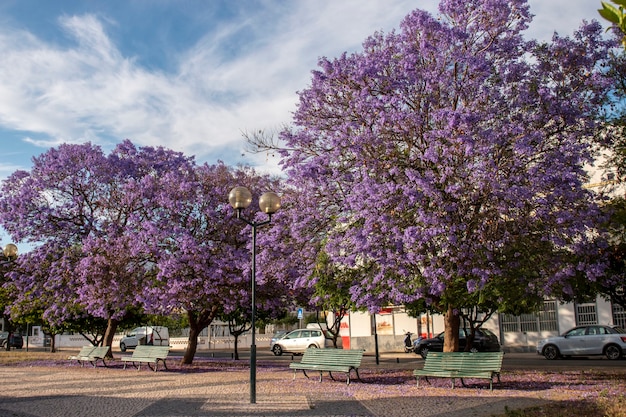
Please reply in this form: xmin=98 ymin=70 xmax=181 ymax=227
xmin=612 ymin=301 xmax=626 ymax=328
xmin=575 ymin=303 xmax=597 ymax=326
xmin=566 ymin=327 xmax=586 ymax=337
xmin=501 ymin=300 xmax=558 ymax=332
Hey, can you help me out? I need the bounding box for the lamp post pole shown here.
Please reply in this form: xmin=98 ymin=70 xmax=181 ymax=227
xmin=228 ymin=186 xmax=281 ymax=404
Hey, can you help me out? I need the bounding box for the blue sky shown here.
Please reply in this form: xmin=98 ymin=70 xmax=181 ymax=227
xmin=0 ymin=0 xmax=608 ymax=250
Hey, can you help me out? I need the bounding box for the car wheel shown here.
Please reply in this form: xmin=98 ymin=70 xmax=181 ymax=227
xmin=419 ymin=347 xmax=429 ymax=359
xmin=307 ymin=344 xmax=318 ymax=349
xmin=543 ymin=344 xmax=560 ymax=360
xmin=120 ymin=342 xmax=127 ymax=352
xmin=272 ymin=344 xmax=283 ymax=356
xmin=469 ymin=347 xmax=479 ymax=353
xmin=605 ymin=344 xmax=622 ymax=360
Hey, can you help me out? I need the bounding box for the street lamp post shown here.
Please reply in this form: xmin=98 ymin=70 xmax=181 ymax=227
xmin=228 ymin=186 xmax=281 ymax=404
xmin=1 ymin=243 xmax=18 ymax=262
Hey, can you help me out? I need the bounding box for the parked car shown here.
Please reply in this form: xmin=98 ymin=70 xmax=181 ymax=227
xmin=0 ymin=331 xmax=24 ymax=349
xmin=119 ymin=326 xmax=169 ymax=352
xmin=414 ymin=328 xmax=501 ymax=359
xmin=270 ymin=330 xmax=288 ymax=346
xmin=270 ymin=328 xmax=332 ymax=356
xmin=537 ymin=325 xmax=626 ymax=360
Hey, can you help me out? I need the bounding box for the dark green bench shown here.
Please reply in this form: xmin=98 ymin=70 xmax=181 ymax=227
xmin=289 ymin=348 xmax=364 ymax=385
xmin=121 ymin=345 xmax=170 ymax=372
xmin=68 ymin=345 xmax=110 ymax=367
xmin=413 ymin=351 xmax=503 ymax=390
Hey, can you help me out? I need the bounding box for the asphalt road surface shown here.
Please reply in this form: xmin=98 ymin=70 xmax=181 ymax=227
xmin=193 ymin=348 xmax=626 ymax=372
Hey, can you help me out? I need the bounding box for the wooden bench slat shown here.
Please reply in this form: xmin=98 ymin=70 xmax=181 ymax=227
xmin=121 ymin=345 xmax=170 ymax=372
xmin=413 ymin=351 xmax=503 ymax=390
xmin=289 ymin=348 xmax=364 ymax=385
xmin=68 ymin=346 xmax=110 ymax=368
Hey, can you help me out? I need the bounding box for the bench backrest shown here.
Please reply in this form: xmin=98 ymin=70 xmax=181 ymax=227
xmin=456 ymin=352 xmax=503 ymax=372
xmin=91 ymin=346 xmax=110 ymax=357
xmin=300 ymin=348 xmax=363 ymax=367
xmin=424 ymin=351 xmax=503 ymax=372
xmin=131 ymin=345 xmax=170 ymax=359
xmin=76 ymin=346 xmax=97 ymax=357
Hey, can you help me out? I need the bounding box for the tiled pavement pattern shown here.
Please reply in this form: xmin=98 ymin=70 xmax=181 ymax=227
xmin=0 ymin=366 xmax=546 ymax=417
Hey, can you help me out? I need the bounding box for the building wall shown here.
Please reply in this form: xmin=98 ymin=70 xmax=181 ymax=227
xmin=340 ymin=296 xmax=621 ymax=353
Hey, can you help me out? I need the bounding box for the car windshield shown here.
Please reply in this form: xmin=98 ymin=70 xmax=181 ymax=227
xmin=564 ymin=327 xmax=586 ymax=337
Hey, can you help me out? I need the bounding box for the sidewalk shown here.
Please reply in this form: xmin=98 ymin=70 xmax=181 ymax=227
xmin=0 ymin=362 xmax=549 ymax=417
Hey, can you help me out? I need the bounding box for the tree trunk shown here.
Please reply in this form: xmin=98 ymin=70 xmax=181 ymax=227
xmin=102 ymin=318 xmax=118 ymax=358
xmin=182 ymin=324 xmax=201 ymax=365
xmin=181 ymin=307 xmax=219 ymax=365
xmin=233 ymin=335 xmax=239 ymax=360
xmin=50 ymin=333 xmax=57 ymax=353
xmin=3 ymin=317 xmax=12 ymax=351
xmin=443 ymin=305 xmax=460 ymax=352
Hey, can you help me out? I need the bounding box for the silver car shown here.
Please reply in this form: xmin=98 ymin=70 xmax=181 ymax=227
xmin=537 ymin=325 xmax=626 ymax=360
xmin=270 ymin=328 xmax=329 ymax=356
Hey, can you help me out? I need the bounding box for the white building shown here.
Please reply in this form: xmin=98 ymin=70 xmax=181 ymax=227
xmin=334 ymin=296 xmax=625 ymax=353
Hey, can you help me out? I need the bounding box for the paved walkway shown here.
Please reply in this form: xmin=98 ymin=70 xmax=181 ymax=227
xmin=0 ymin=363 xmax=548 ymax=417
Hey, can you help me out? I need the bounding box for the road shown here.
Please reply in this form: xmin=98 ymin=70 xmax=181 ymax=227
xmin=192 ymin=348 xmax=626 ymax=372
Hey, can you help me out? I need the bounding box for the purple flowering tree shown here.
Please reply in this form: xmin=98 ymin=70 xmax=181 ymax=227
xmin=133 ymin=162 xmax=286 ymax=364
xmin=253 ymin=0 xmax=615 ymax=351
xmin=0 ymin=140 xmax=198 ymax=349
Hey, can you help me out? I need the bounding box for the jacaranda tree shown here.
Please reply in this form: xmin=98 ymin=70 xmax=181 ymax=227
xmin=0 ymin=140 xmax=198 ymax=349
xmin=131 ymin=162 xmax=287 ymax=364
xmin=255 ymin=0 xmax=615 ymax=351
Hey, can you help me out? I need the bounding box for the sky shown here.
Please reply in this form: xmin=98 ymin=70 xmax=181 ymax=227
xmin=0 ymin=0 xmax=610 ymax=250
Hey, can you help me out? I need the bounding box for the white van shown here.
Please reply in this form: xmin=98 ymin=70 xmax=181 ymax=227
xmin=119 ymin=326 xmax=169 ymax=352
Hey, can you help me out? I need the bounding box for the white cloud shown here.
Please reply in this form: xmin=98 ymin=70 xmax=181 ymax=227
xmin=0 ymin=0 xmax=609 ymax=168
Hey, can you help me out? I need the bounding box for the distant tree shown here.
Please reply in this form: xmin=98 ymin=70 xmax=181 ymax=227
xmin=250 ymin=0 xmax=615 ymax=351
xmin=309 ymin=250 xmax=358 ymax=348
xmin=0 ymin=140 xmax=197 ymax=349
xmin=134 ymin=162 xmax=286 ymax=365
xmin=0 ymin=244 xmax=19 ymax=350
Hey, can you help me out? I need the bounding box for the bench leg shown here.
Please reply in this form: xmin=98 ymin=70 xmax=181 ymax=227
xmin=328 ymin=371 xmax=336 ymax=381
xmin=318 ymin=371 xmax=323 ymax=382
xmin=302 ymin=370 xmax=310 ymax=380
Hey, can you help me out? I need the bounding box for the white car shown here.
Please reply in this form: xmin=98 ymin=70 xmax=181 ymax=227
xmin=537 ymin=325 xmax=626 ymax=360
xmin=119 ymin=326 xmax=169 ymax=352
xmin=270 ymin=328 xmax=331 ymax=356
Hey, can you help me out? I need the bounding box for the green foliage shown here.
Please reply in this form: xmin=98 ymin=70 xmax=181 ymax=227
xmin=600 ymin=1 xmax=626 ymax=47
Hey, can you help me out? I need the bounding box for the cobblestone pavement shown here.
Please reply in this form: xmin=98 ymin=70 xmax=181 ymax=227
xmin=0 ymin=364 xmax=549 ymax=417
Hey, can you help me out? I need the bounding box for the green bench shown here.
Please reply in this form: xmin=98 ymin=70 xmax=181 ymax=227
xmin=68 ymin=345 xmax=110 ymax=367
xmin=121 ymin=345 xmax=170 ymax=372
xmin=289 ymin=348 xmax=364 ymax=385
xmin=413 ymin=351 xmax=504 ymax=390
